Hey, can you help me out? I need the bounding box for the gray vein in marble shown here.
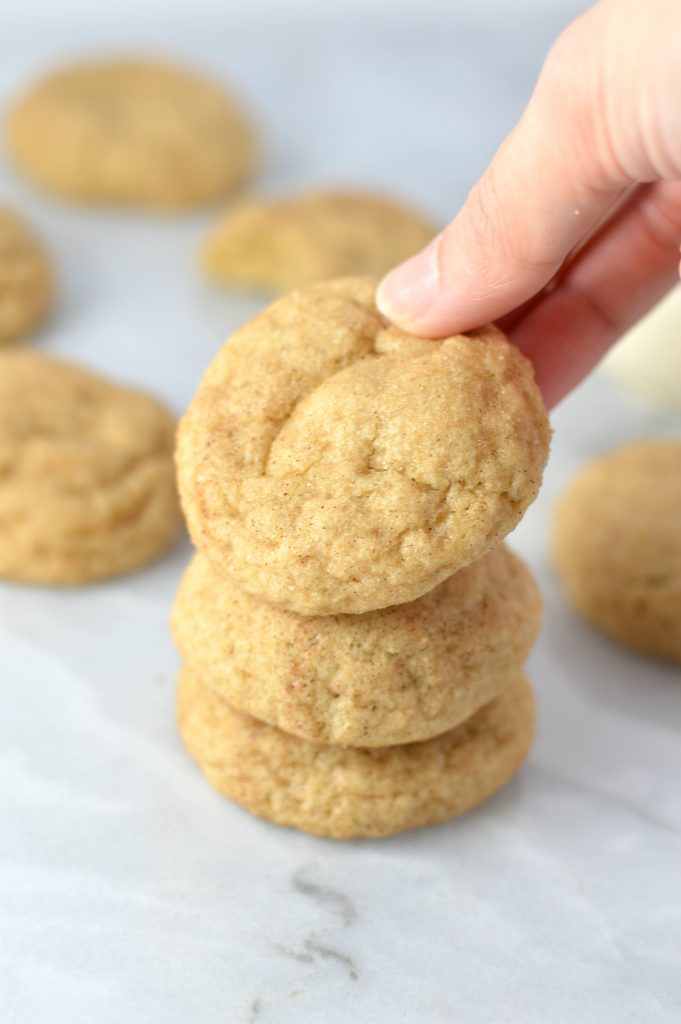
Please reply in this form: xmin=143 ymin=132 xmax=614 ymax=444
xmin=292 ymin=865 xmax=357 ymax=925
xmin=260 ymin=865 xmax=360 ymax=998
xmin=273 ymin=937 xmax=358 ymax=981
xmin=273 ymin=942 xmax=314 ymax=965
xmin=531 ymin=763 xmax=681 ymax=838
xmin=303 ymin=937 xmax=358 ymax=981
xmin=247 ymin=990 xmax=304 ymax=1023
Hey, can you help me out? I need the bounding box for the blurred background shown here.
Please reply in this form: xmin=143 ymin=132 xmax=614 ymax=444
xmin=0 ymin=0 xmax=598 ymax=409
xmin=1 ymin=0 xmax=587 ymax=216
xmin=2 ymin=0 xmax=676 ymax=436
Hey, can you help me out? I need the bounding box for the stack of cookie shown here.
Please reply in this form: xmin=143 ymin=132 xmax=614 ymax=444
xmin=172 ymin=278 xmax=550 ymax=839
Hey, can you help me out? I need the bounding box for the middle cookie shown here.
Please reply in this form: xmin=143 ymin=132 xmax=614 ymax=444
xmin=172 ymin=544 xmax=541 ymax=747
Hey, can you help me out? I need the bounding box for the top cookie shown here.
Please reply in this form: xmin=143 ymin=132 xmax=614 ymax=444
xmin=6 ymin=58 xmax=256 ymax=210
xmin=177 ymin=278 xmax=550 ymax=615
xmin=553 ymin=438 xmax=681 ymax=663
xmin=0 ymin=350 xmax=181 ymax=583
xmin=201 ymin=190 xmax=435 ymax=291
xmin=0 ymin=206 xmax=53 ymax=344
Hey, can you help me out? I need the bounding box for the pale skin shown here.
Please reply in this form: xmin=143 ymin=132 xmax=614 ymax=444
xmin=377 ymin=0 xmax=681 ymax=408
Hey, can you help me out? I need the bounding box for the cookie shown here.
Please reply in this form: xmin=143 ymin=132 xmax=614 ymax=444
xmin=553 ymin=439 xmax=681 ymax=663
xmin=0 ymin=206 xmax=53 ymax=344
xmin=0 ymin=350 xmax=182 ymax=583
xmin=172 ymin=544 xmax=541 ymax=746
xmin=7 ymin=58 xmax=256 ymax=209
xmin=178 ymin=668 xmax=535 ymax=839
xmin=177 ymin=277 xmax=550 ymax=615
xmin=201 ymin=190 xmax=435 ymax=292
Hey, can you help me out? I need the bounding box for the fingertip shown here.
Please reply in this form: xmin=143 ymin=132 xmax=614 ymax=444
xmin=376 ymin=234 xmax=443 ymax=334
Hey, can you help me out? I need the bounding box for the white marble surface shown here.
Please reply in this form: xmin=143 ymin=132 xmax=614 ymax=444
xmin=1 ymin=6 xmax=680 ymax=1022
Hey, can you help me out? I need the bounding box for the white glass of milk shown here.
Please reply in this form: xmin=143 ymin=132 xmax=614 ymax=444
xmin=604 ymin=284 xmax=681 ymax=414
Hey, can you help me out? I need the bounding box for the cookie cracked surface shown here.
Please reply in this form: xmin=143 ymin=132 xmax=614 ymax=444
xmin=553 ymin=439 xmax=681 ymax=663
xmin=172 ymin=544 xmax=541 ymax=746
xmin=0 ymin=206 xmax=53 ymax=344
xmin=177 ymin=277 xmax=550 ymax=615
xmin=7 ymin=58 xmax=256 ymax=209
xmin=178 ymin=668 xmax=535 ymax=839
xmin=0 ymin=351 xmax=182 ymax=583
xmin=201 ymin=189 xmax=435 ymax=291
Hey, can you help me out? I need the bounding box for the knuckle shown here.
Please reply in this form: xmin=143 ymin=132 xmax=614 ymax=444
xmin=461 ymin=176 xmax=499 ymax=257
xmin=456 ymin=173 xmax=554 ymax=279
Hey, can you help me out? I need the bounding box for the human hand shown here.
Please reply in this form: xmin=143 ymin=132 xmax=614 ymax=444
xmin=377 ymin=0 xmax=681 ymax=408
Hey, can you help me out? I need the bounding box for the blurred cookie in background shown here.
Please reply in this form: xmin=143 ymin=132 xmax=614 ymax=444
xmin=603 ymin=286 xmax=681 ymax=415
xmin=553 ymin=438 xmax=681 ymax=664
xmin=0 ymin=205 xmax=53 ymax=344
xmin=201 ymin=189 xmax=435 ymax=292
xmin=0 ymin=350 xmax=182 ymax=584
xmin=6 ymin=58 xmax=256 ymax=210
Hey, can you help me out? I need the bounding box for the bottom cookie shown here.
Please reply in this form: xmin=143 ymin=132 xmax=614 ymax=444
xmin=177 ymin=669 xmax=535 ymax=839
